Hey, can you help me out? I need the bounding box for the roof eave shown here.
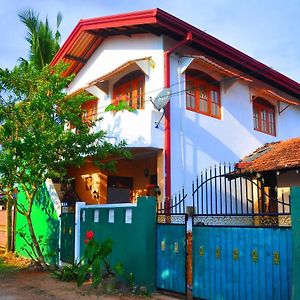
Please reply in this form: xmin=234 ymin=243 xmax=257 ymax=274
xmin=51 ymin=8 xmax=300 ymax=99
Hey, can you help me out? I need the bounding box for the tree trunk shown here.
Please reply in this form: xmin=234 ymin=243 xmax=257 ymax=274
xmin=25 ymin=215 xmax=48 ymax=268
xmin=5 ymin=200 xmax=12 ymax=253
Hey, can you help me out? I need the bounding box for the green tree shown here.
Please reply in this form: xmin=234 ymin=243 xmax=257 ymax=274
xmin=0 ymin=63 xmax=129 ymax=268
xmin=18 ymin=9 xmax=62 ymax=70
xmin=3 ymin=9 xmax=63 ymax=254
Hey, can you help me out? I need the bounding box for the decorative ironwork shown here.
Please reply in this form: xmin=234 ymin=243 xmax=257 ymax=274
xmin=251 ymin=249 xmax=258 ymax=263
xmin=199 ymin=246 xmax=204 ymax=257
xmin=193 ymin=214 xmax=291 ymax=227
xmin=233 ymin=249 xmax=239 ymax=260
xmin=192 ymin=163 xmax=291 ymax=228
xmin=273 ymin=251 xmax=280 ymax=265
xmin=157 ymin=188 xmax=187 ymax=215
xmin=157 ymin=213 xmax=187 ymax=224
xmin=62 ymin=206 xmax=75 ymax=213
xmin=174 ymin=242 xmax=179 ymax=253
xmin=253 ymin=215 xmax=291 ymax=227
xmin=278 ymin=215 xmax=291 ymax=226
xmin=193 ymin=215 xmax=253 ymax=226
xmin=161 ymin=241 xmax=165 ymax=252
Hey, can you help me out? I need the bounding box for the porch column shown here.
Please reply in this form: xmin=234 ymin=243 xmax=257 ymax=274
xmin=291 ymin=186 xmax=300 ymax=300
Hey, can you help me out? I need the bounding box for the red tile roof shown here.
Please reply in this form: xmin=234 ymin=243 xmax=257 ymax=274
xmin=237 ymin=138 xmax=300 ymax=172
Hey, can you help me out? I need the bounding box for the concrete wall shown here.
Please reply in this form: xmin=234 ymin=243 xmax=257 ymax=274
xmin=67 ymin=34 xmax=165 ymax=149
xmin=76 ymin=197 xmax=156 ymax=291
xmin=15 ymin=186 xmax=59 ymax=265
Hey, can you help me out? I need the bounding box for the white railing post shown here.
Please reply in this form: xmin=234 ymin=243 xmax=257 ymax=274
xmin=74 ymin=202 xmax=85 ymax=263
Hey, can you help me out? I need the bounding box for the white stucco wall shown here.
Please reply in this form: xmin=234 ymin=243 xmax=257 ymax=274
xmin=169 ymin=52 xmax=300 ymax=198
xmin=66 ymin=32 xmax=300 ymax=200
xmin=67 ymin=34 xmax=165 ymax=149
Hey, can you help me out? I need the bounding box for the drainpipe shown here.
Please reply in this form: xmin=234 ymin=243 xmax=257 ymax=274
xmin=164 ymin=32 xmax=193 ymax=206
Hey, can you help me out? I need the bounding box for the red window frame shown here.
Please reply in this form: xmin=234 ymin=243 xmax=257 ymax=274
xmin=82 ymin=99 xmax=98 ymax=124
xmin=113 ymin=72 xmax=145 ymax=109
xmin=186 ymin=74 xmax=221 ymax=119
xmin=253 ymin=98 xmax=276 ymax=136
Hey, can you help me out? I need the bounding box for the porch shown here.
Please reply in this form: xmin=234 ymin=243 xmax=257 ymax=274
xmin=66 ymin=147 xmax=164 ymax=205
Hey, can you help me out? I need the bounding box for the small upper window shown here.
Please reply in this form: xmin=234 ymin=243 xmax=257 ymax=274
xmin=82 ymin=99 xmax=98 ymax=124
xmin=186 ymin=70 xmax=221 ymax=119
xmin=113 ymin=70 xmax=145 ymax=109
xmin=253 ymin=98 xmax=276 ymax=136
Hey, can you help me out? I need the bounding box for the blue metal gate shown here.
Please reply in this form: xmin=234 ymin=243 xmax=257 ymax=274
xmin=191 ymin=165 xmax=292 ymax=300
xmin=193 ymin=226 xmax=292 ymax=300
xmin=156 ymin=221 xmax=187 ymax=294
xmin=156 ymin=189 xmax=187 ymax=295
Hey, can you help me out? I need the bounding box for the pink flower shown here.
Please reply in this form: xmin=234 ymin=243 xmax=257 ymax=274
xmin=86 ymin=230 xmax=94 ymax=240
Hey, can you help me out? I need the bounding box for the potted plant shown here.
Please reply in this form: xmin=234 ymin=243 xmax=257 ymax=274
xmin=72 ymin=230 xmax=123 ymax=293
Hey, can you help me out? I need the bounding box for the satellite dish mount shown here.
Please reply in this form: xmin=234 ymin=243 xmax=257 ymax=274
xmin=150 ymin=88 xmax=170 ymax=128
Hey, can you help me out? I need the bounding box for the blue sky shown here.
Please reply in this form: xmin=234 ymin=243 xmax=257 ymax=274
xmin=1 ymin=0 xmax=299 ymax=82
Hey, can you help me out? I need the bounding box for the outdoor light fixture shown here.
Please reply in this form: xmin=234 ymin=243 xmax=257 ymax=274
xmin=93 ymin=190 xmax=100 ymax=199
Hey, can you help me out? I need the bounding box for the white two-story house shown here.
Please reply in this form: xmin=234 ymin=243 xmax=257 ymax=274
xmin=51 ymin=8 xmax=300 ymax=205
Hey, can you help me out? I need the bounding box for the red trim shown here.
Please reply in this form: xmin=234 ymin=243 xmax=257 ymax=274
xmin=51 ymin=9 xmax=159 ymax=67
xmin=164 ymin=32 xmax=193 ymax=205
xmin=52 ymin=8 xmax=300 ymax=98
xmin=113 ymin=74 xmax=145 ymax=109
xmin=186 ymin=75 xmax=221 ymax=119
xmin=253 ymin=99 xmax=276 ymax=136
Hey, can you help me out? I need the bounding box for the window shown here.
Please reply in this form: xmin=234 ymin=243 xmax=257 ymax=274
xmin=82 ymin=99 xmax=98 ymax=124
xmin=68 ymin=99 xmax=98 ymax=130
xmin=253 ymin=98 xmax=276 ymax=136
xmin=186 ymin=70 xmax=221 ymax=119
xmin=113 ymin=70 xmax=145 ymax=109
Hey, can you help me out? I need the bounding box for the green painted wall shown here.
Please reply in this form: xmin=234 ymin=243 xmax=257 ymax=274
xmin=80 ymin=197 xmax=156 ymax=292
xmin=291 ymin=186 xmax=300 ymax=300
xmin=15 ymin=185 xmax=59 ymax=265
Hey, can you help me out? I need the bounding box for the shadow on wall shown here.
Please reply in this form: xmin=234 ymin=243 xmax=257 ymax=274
xmin=96 ymin=110 xmax=148 ymax=147
xmin=183 ymin=113 xmax=241 ymax=180
xmin=15 ymin=185 xmax=59 ymax=265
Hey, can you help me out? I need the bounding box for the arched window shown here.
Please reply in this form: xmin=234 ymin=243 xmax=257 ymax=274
xmin=113 ymin=70 xmax=145 ymax=109
xmin=253 ymin=98 xmax=276 ymax=136
xmin=186 ymin=70 xmax=221 ymax=119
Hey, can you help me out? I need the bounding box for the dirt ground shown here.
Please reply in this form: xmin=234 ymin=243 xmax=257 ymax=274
xmin=0 ymin=252 xmax=177 ymax=300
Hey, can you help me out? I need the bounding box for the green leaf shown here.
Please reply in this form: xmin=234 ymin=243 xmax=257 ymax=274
xmin=105 ymin=100 xmax=135 ymax=112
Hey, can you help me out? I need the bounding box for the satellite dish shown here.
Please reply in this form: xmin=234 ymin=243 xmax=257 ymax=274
xmin=150 ymin=88 xmax=171 ymax=128
xmin=151 ymin=88 xmax=170 ymax=111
